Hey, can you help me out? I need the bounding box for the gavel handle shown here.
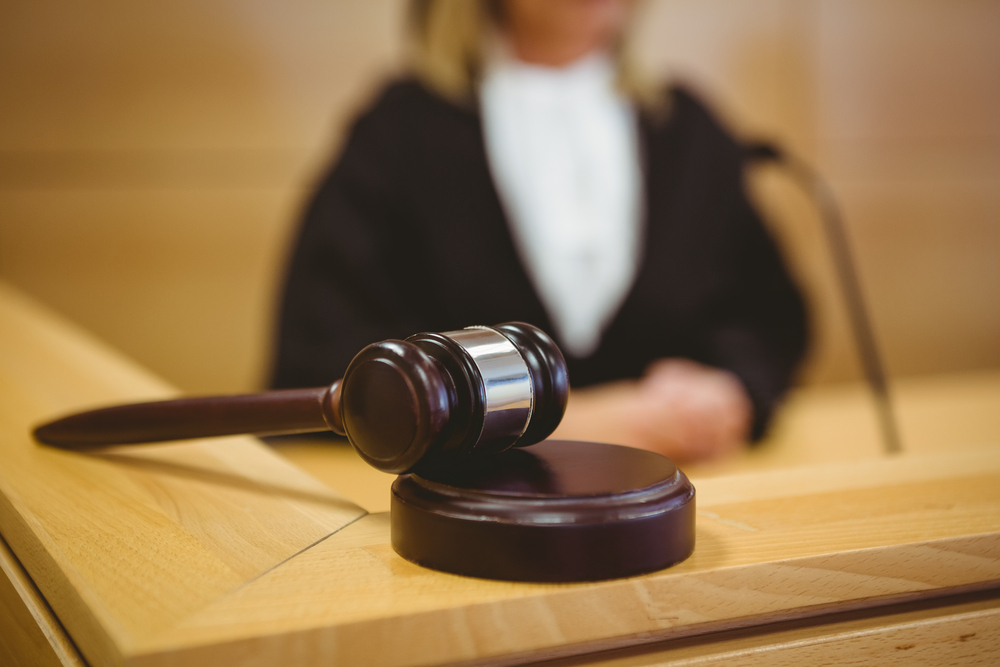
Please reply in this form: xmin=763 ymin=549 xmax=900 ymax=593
xmin=33 ymin=381 xmax=345 ymax=449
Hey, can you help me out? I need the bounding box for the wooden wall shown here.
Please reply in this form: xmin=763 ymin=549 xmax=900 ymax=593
xmin=1 ymin=0 xmax=997 ymax=393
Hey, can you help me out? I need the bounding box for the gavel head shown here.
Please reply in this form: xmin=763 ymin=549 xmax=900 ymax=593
xmin=336 ymin=322 xmax=569 ymax=474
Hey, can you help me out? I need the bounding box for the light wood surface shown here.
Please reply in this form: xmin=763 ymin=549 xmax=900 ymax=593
xmin=3 ymin=280 xmax=1000 ymax=666
xmin=0 ymin=281 xmax=365 ymax=665
xmin=544 ymin=591 xmax=1000 ymax=666
xmin=0 ymin=533 xmax=84 ymax=667
xmin=136 ymin=452 xmax=1000 ymax=666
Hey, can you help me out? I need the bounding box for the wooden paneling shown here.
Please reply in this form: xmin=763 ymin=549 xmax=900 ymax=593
xmin=0 ymin=185 xmax=301 ymax=393
xmin=636 ymin=0 xmax=1000 ymax=384
xmin=0 ymin=0 xmax=407 ymax=152
xmin=0 ymin=0 xmax=997 ymax=394
xmin=0 ymin=0 xmax=407 ymax=393
xmin=814 ymin=0 xmax=1000 ymax=381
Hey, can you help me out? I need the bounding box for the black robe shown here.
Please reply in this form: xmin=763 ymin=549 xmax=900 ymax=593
xmin=271 ymin=80 xmax=808 ymax=438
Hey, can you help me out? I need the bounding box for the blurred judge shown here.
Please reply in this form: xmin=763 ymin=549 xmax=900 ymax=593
xmin=271 ymin=0 xmax=808 ymax=464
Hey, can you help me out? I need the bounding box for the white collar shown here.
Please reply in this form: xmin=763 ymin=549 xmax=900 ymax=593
xmin=479 ymin=50 xmax=643 ymax=357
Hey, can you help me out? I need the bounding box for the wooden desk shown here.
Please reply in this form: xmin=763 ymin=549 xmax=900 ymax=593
xmin=2 ymin=280 xmax=999 ymax=667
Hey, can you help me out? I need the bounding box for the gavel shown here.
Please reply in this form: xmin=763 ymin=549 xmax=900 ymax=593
xmin=34 ymin=322 xmax=569 ymax=474
xmin=34 ymin=323 xmax=699 ymax=583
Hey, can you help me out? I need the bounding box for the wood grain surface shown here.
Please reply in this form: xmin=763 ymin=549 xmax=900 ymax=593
xmin=0 ymin=533 xmax=84 ymax=667
xmin=132 ymin=452 xmax=1000 ymax=666
xmin=542 ymin=590 xmax=1000 ymax=666
xmin=0 ymin=281 xmax=365 ymax=665
xmin=2 ymin=280 xmax=1000 ymax=667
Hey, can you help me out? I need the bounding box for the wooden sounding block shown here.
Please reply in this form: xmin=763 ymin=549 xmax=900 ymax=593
xmin=2 ymin=279 xmax=1000 ymax=667
xmin=392 ymin=440 xmax=695 ymax=582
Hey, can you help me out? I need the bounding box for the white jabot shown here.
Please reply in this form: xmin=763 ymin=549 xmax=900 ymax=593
xmin=480 ymin=51 xmax=643 ymax=358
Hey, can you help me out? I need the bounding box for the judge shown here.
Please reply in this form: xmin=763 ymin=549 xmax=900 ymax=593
xmin=272 ymin=0 xmax=808 ymax=464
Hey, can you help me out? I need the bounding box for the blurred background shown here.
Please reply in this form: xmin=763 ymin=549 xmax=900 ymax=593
xmin=1 ymin=0 xmax=997 ymax=405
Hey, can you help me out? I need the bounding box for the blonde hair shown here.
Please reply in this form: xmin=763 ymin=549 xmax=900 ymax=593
xmin=407 ymin=0 xmax=664 ymax=110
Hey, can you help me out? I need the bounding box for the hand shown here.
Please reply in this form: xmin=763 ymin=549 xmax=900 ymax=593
xmin=550 ymin=358 xmax=752 ymax=464
xmin=630 ymin=358 xmax=752 ymax=462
